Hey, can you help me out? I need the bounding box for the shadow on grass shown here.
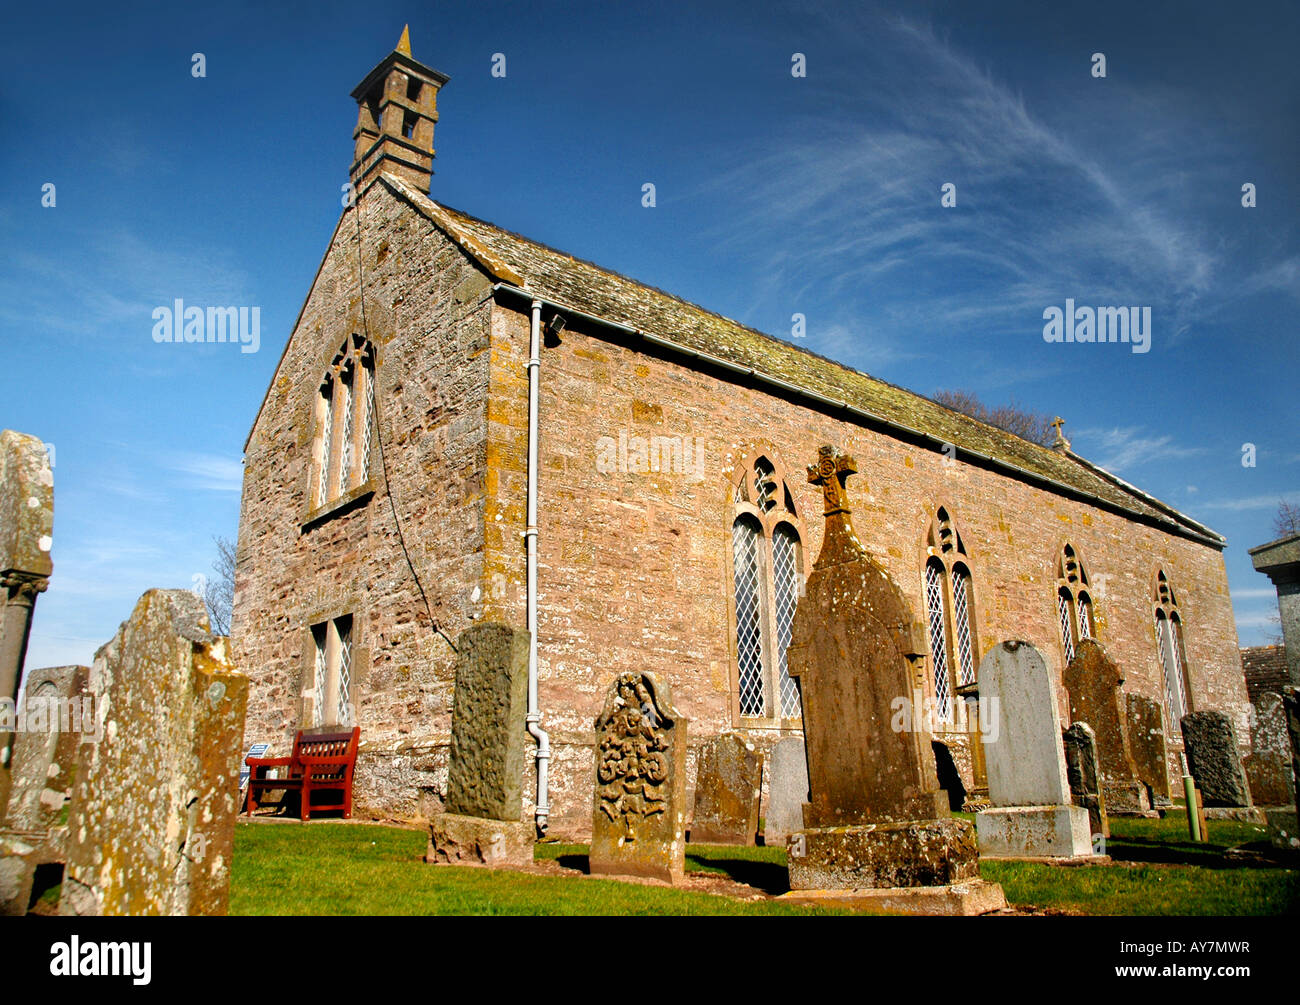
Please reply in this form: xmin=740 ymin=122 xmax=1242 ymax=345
xmin=556 ymin=854 xmax=589 ymax=873
xmin=685 ymin=854 xmax=790 ymax=895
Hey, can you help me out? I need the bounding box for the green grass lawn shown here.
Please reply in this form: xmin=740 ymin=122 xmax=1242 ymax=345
xmin=229 ymin=812 xmax=1300 ymax=916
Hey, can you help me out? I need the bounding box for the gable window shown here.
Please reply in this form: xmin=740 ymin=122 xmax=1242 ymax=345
xmin=729 ymin=455 xmax=803 ymax=724
xmin=312 ymin=334 xmax=376 ymax=509
xmin=1154 ymin=570 xmax=1192 ymax=732
xmin=922 ymin=507 xmax=978 ymax=724
xmin=309 ymin=614 xmax=355 ymax=728
xmin=1056 ymin=543 xmax=1095 ymax=665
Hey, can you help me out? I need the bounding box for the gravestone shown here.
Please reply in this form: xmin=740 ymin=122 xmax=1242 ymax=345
xmin=975 ymin=642 xmax=1093 ymax=859
xmin=0 ymin=430 xmax=54 ymax=817
xmin=1244 ymin=692 xmax=1295 ymax=807
xmin=0 ymin=665 xmax=90 ymax=915
xmin=1282 ymin=687 xmax=1300 ymax=793
xmin=426 ymin=623 xmax=533 ymax=867
xmin=782 ymin=447 xmax=1002 ymax=914
xmin=764 ymin=737 xmax=808 ymax=845
xmin=1126 ymin=694 xmax=1173 ymax=809
xmin=1181 ymin=711 xmax=1252 ymax=808
xmin=589 ymin=671 xmax=688 ymax=884
xmin=690 ymin=732 xmax=761 ymax=845
xmin=59 ymin=590 xmax=247 ymax=916
xmin=1063 ymin=721 xmax=1108 ymax=839
xmin=1062 ymin=639 xmax=1149 ymax=814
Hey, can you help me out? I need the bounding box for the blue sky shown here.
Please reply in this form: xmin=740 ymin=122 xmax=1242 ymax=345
xmin=2 ymin=0 xmax=1297 ymax=669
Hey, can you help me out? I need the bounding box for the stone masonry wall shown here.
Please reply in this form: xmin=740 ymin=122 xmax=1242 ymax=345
xmin=485 ymin=303 xmax=1247 ymax=838
xmin=232 ymin=181 xmax=499 ymax=818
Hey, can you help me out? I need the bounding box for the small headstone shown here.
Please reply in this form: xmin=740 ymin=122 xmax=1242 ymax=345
xmin=59 ymin=590 xmax=247 ymax=916
xmin=589 ymin=671 xmax=688 ymax=884
xmin=975 ymin=642 xmax=1092 ymax=859
xmin=1126 ymin=694 xmax=1173 ymax=808
xmin=1181 ymin=711 xmax=1253 ymax=808
xmin=764 ymin=737 xmax=808 ymax=845
xmin=690 ymin=732 xmax=761 ymax=845
xmin=1244 ymin=692 xmax=1295 ymax=807
xmin=782 ymin=447 xmax=998 ymax=913
xmin=1063 ymin=721 xmax=1108 ymax=838
xmin=427 ymin=623 xmax=533 ymax=867
xmin=1062 ymin=639 xmax=1149 ymax=814
xmin=0 ymin=665 xmax=89 ymax=915
xmin=1282 ymin=687 xmax=1300 ymax=794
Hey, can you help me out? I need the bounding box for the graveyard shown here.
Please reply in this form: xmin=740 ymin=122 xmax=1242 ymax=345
xmin=3 ymin=14 xmax=1298 ymax=945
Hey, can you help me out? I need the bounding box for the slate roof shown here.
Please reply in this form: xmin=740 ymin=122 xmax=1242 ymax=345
xmin=1241 ymin=645 xmax=1289 ymax=703
xmin=378 ymin=173 xmax=1226 ymax=547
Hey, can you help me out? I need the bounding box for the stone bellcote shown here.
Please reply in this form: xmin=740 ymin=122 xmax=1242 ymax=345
xmin=349 ymin=26 xmax=449 ymax=195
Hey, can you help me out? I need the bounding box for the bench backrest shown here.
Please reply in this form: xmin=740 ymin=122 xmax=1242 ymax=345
xmin=290 ymin=727 xmax=360 ymax=781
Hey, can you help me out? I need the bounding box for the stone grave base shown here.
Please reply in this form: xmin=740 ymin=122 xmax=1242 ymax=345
xmin=780 ymin=879 xmax=1006 ymax=916
xmin=1102 ymin=782 xmax=1154 ymax=816
xmin=788 ymin=817 xmax=979 ymax=890
xmin=975 ymin=804 xmax=1094 ymax=859
xmin=1265 ymin=807 xmax=1299 ymax=851
xmin=425 ymin=813 xmax=534 ymax=868
xmin=1202 ymin=806 xmax=1266 ymax=823
xmin=0 ymin=828 xmax=66 ymax=917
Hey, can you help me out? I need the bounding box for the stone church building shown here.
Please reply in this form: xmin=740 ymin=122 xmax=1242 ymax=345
xmin=231 ymin=33 xmax=1250 ymax=839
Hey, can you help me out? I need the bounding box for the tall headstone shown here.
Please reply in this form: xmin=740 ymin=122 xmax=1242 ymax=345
xmin=0 ymin=430 xmax=54 ymax=817
xmin=690 ymin=732 xmax=761 ymax=845
xmin=1063 ymin=721 xmax=1108 ymax=838
xmin=426 ymin=623 xmax=533 ymax=867
xmin=0 ymin=665 xmax=90 ymax=915
xmin=1062 ymin=639 xmax=1149 ymax=814
xmin=1269 ymin=687 xmax=1300 ymax=848
xmin=589 ymin=671 xmax=688 ymax=884
xmin=59 ymin=590 xmax=247 ymax=916
xmin=782 ymin=447 xmax=1002 ymax=914
xmin=1126 ymin=694 xmax=1173 ymax=809
xmin=975 ymin=642 xmax=1093 ymax=859
xmin=1181 ymin=710 xmax=1252 ymax=808
xmin=1244 ymin=692 xmax=1295 ymax=807
xmin=764 ymin=737 xmax=808 ymax=845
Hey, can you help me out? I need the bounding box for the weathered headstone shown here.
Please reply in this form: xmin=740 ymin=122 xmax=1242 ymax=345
xmin=1282 ymin=687 xmax=1300 ymax=794
xmin=0 ymin=665 xmax=90 ymax=915
xmin=426 ymin=622 xmax=533 ymax=867
xmin=1244 ymin=692 xmax=1295 ymax=807
xmin=59 ymin=590 xmax=247 ymax=916
xmin=782 ymin=447 xmax=1002 ymax=914
xmin=1126 ymin=693 xmax=1173 ymax=809
xmin=589 ymin=671 xmax=688 ymax=884
xmin=0 ymin=430 xmax=54 ymax=817
xmin=975 ymin=642 xmax=1093 ymax=859
xmin=1063 ymin=721 xmax=1108 ymax=838
xmin=1062 ymin=639 xmax=1149 ymax=814
xmin=1181 ymin=710 xmax=1252 ymax=808
xmin=690 ymin=732 xmax=761 ymax=845
xmin=764 ymin=737 xmax=808 ymax=845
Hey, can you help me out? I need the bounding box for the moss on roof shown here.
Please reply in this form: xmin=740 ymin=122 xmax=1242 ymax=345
xmin=380 ymin=173 xmax=1222 ymax=548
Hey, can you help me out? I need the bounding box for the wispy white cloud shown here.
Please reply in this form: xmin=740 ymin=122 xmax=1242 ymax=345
xmin=166 ymin=452 xmax=244 ymax=492
xmin=1071 ymin=426 xmax=1205 ymax=473
xmin=1198 ymin=492 xmax=1300 ymax=512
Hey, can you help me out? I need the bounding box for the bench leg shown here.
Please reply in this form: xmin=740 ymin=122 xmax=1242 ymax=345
xmin=302 ymin=780 xmax=311 ymax=821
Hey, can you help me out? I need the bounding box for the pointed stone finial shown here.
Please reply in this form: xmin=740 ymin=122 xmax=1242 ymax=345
xmin=396 ymin=25 xmax=412 ymax=56
xmin=1050 ymin=416 xmax=1071 ymax=451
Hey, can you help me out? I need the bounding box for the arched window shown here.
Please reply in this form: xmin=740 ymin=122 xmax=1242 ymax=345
xmin=1056 ymin=543 xmax=1095 ymax=665
xmin=922 ymin=507 xmax=978 ymax=724
xmin=1154 ymin=570 xmax=1192 ymax=731
xmin=729 ymin=455 xmax=803 ymax=723
xmin=312 ymin=334 xmax=376 ymax=509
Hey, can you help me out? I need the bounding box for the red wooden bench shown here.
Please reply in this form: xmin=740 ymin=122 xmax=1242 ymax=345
xmin=245 ymin=727 xmax=360 ymax=820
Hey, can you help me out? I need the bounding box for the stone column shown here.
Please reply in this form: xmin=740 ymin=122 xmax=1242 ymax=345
xmin=1250 ymin=533 xmax=1300 ymax=687
xmin=0 ymin=431 xmax=55 ymax=818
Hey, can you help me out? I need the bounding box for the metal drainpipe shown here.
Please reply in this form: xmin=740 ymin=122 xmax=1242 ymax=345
xmin=526 ymin=298 xmax=551 ymax=835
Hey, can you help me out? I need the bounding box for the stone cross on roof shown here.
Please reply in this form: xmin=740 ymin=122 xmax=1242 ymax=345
xmin=807 ymin=445 xmax=857 ymax=516
xmin=1050 ymin=416 xmax=1071 ymax=451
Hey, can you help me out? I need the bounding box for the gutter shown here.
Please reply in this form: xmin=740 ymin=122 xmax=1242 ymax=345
xmin=491 ymin=281 xmax=1225 ymax=550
